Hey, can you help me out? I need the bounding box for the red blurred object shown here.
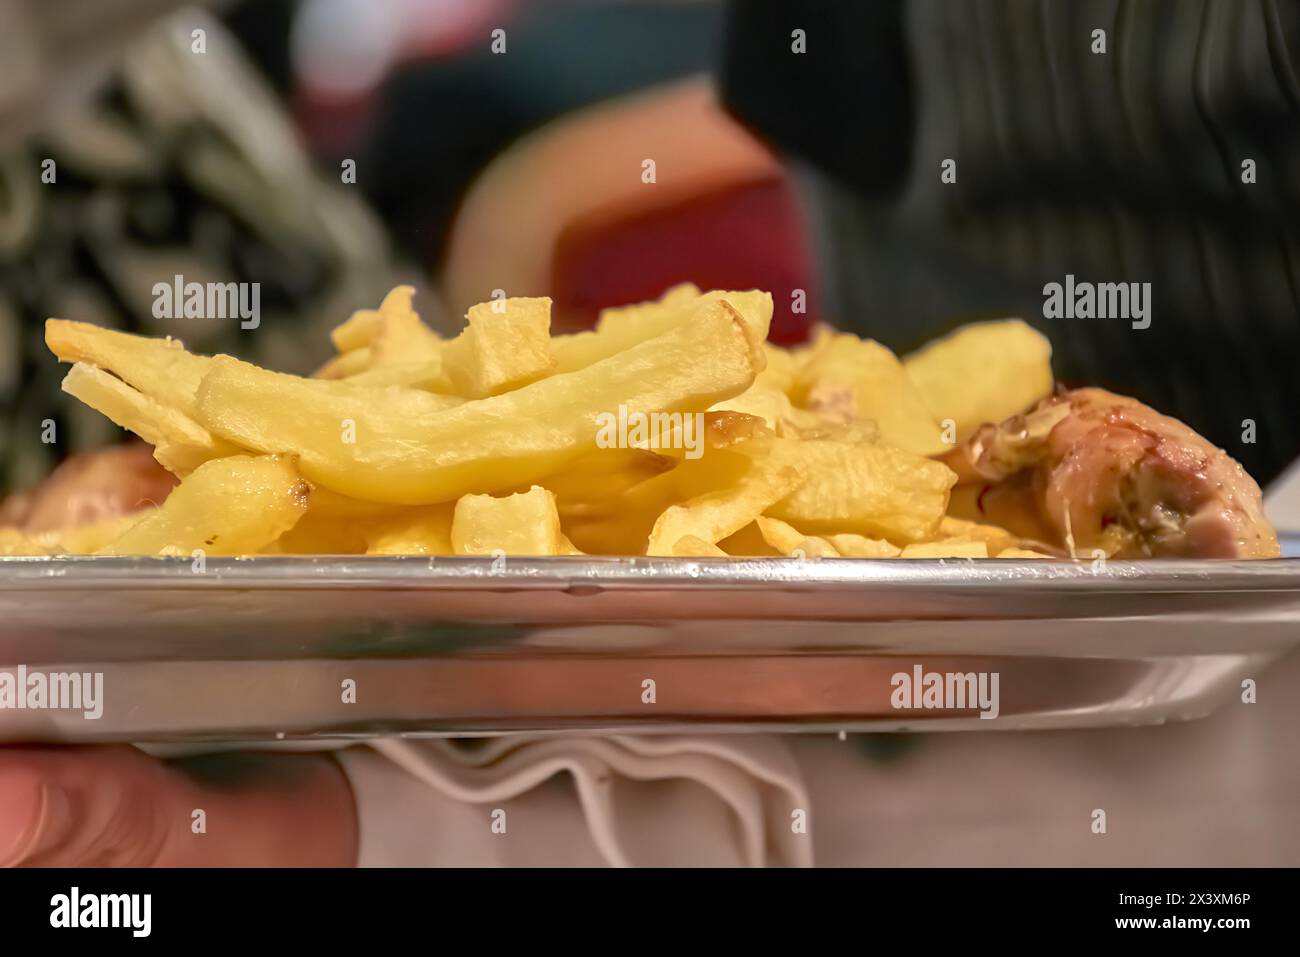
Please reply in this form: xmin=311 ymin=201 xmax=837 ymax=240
xmin=552 ymin=177 xmax=817 ymax=345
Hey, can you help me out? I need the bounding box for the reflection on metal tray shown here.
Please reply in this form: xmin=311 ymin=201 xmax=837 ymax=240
xmin=1 ymin=555 xmax=1298 ymax=742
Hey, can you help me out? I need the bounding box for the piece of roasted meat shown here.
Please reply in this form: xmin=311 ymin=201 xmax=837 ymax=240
xmin=944 ymin=388 xmax=1278 ymax=559
xmin=0 ymin=444 xmax=176 ymax=533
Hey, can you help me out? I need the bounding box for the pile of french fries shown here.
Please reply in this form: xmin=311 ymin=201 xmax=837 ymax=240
xmin=7 ymin=283 xmax=1059 ymax=559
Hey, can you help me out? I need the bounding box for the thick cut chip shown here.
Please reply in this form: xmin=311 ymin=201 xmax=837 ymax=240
xmin=551 ymin=288 xmax=772 ymax=374
xmin=903 ymin=319 xmax=1053 ymax=438
xmin=794 ymin=335 xmax=948 ymax=455
xmin=46 ymin=320 xmax=211 ymax=416
xmin=900 ymin=540 xmax=989 ymax=558
xmin=269 ymin=510 xmax=371 ymax=554
xmin=544 ymin=448 xmax=675 ymax=508
xmin=757 ymin=343 xmax=797 ymax=395
xmin=996 ymin=547 xmax=1053 ymax=559
xmin=646 ymin=460 xmax=803 ymax=555
xmin=30 ymin=513 xmax=150 ymax=554
xmin=671 ymin=535 xmax=729 ymax=557
xmin=330 ymin=310 xmax=383 ymax=354
xmin=61 ymin=363 xmax=240 ymax=474
xmin=755 ymin=516 xmax=809 ymax=553
xmin=195 ymin=298 xmax=761 ymax=505
xmin=96 ymin=455 xmax=309 ymax=556
xmin=764 ymin=438 xmax=956 ymax=543
xmin=936 ymin=516 xmax=1020 ymax=555
xmin=0 ymin=528 xmax=51 ymax=555
xmin=710 ymin=386 xmax=824 ymax=433
xmin=365 ymin=505 xmax=455 ymax=555
xmin=595 ymin=282 xmax=700 ymax=331
xmin=451 ymin=486 xmax=563 ymax=555
xmin=315 ymin=347 xmax=373 ymax=380
xmin=441 ymin=297 xmax=554 ymax=398
xmin=356 ymin=286 xmax=443 ymax=364
xmin=343 ymin=360 xmax=447 ymax=390
xmin=826 ymin=534 xmax=902 ymax=558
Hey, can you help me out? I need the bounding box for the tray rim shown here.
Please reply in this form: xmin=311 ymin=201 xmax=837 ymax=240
xmin=3 ymin=554 xmax=1300 ymax=592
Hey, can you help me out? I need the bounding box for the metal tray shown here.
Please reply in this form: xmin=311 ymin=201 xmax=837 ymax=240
xmin=1 ymin=555 xmax=1298 ymax=742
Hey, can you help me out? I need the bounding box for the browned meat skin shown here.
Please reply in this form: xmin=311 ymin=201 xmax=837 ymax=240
xmin=2 ymin=444 xmax=176 ymax=532
xmin=944 ymin=388 xmax=1279 ymax=559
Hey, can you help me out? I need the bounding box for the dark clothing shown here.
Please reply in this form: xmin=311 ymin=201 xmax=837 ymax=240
xmin=722 ymin=0 xmax=1300 ymax=485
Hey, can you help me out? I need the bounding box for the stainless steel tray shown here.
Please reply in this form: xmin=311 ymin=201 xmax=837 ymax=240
xmin=2 ymin=555 xmax=1298 ymax=742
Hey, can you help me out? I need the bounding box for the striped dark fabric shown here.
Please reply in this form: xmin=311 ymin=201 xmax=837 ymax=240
xmin=722 ymin=0 xmax=1300 ymax=485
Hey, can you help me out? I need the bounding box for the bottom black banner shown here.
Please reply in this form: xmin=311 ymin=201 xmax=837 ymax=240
xmin=0 ymin=867 xmax=1284 ymax=942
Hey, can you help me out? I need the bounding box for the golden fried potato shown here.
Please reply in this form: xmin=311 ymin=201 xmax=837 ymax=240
xmin=365 ymin=505 xmax=455 ymax=555
xmin=936 ymin=516 xmax=1020 ymax=555
xmin=46 ymin=320 xmax=211 ymax=416
xmin=670 ymin=535 xmax=729 ymax=557
xmin=793 ymin=334 xmax=948 ymax=456
xmin=441 ymin=297 xmax=554 ymax=397
xmin=995 ymin=547 xmax=1054 ymax=559
xmin=0 ymin=528 xmax=52 ymax=555
xmin=646 ymin=459 xmax=803 ymax=555
xmin=195 ymin=298 xmax=761 ymax=505
xmin=96 ymin=455 xmax=308 ymax=556
xmin=452 ymin=486 xmax=563 ymax=555
xmin=826 ymin=534 xmax=901 ymax=558
xmin=551 ymin=288 xmax=772 ymax=374
xmin=61 ymin=363 xmax=240 ymax=474
xmin=763 ymin=437 xmax=956 ymax=543
xmin=314 ymin=347 xmax=374 ymax=380
xmin=900 ymin=540 xmax=989 ymax=558
xmin=903 ymin=319 xmax=1053 ymax=438
xmin=30 ymin=513 xmax=150 ymax=554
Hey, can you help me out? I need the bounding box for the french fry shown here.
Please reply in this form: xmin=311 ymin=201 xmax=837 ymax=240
xmin=342 ymin=360 xmax=447 ymax=390
xmin=710 ymin=386 xmax=825 ymax=433
xmin=46 ymin=320 xmax=211 ymax=416
xmin=195 ymin=298 xmax=761 ymax=505
xmin=900 ymin=540 xmax=989 ymax=559
xmin=38 ymin=284 xmax=1099 ymax=560
xmin=96 ymin=455 xmax=309 ymax=556
xmin=903 ymin=319 xmax=1053 ymax=438
xmin=0 ymin=528 xmax=52 ymax=555
xmin=755 ymin=516 xmax=809 ymax=553
xmin=646 ymin=459 xmax=803 ymax=555
xmin=441 ymin=297 xmax=553 ymax=397
xmin=61 ymin=363 xmax=240 ymax=474
xmin=30 ymin=513 xmax=150 ymax=554
xmin=936 ymin=516 xmax=1019 ymax=555
xmin=793 ymin=334 xmax=948 ymax=456
xmin=314 ymin=347 xmax=374 ymax=380
xmin=763 ymin=437 xmax=956 ymax=544
xmin=551 ymin=288 xmax=772 ymax=374
xmin=363 ymin=286 xmax=443 ymax=367
xmin=451 ymin=486 xmax=563 ymax=555
xmin=365 ymin=505 xmax=455 ymax=555
xmin=329 ymin=310 xmax=383 ymax=354
xmin=826 ymin=534 xmax=902 ymax=558
xmin=756 ymin=343 xmax=797 ymax=395
xmin=269 ymin=510 xmax=371 ymax=554
xmin=671 ymin=535 xmax=729 ymax=557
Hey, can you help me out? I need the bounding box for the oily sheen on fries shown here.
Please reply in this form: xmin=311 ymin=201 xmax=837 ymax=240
xmin=195 ymin=298 xmax=761 ymax=505
xmin=27 ymin=280 xmax=1276 ymax=560
xmin=96 ymin=455 xmax=308 ymax=556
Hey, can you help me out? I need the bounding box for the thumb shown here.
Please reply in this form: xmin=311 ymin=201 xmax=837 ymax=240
xmin=0 ymin=745 xmax=356 ymax=867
